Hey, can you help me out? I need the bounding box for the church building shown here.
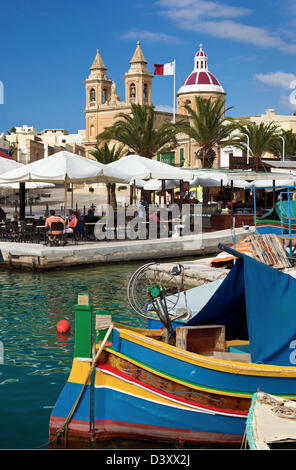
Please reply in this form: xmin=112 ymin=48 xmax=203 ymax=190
xmin=83 ymin=42 xmax=226 ymax=168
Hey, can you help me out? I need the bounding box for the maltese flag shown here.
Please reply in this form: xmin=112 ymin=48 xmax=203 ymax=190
xmin=154 ymin=61 xmax=175 ymax=76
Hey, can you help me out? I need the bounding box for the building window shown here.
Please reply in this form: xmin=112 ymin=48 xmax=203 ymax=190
xmin=185 ymin=100 xmax=191 ymax=114
xmin=158 ymin=152 xmax=175 ymax=166
xmin=102 ymin=88 xmax=107 ymax=104
xmin=180 ymin=148 xmax=185 ymax=167
xmin=130 ymin=83 xmax=136 ymax=102
xmin=90 ymin=88 xmax=96 ymax=102
xmin=143 ymin=83 xmax=148 ymax=101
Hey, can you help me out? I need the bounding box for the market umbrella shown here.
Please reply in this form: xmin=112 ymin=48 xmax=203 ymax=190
xmin=0 ymin=182 xmax=55 ymax=189
xmin=245 ymin=179 xmax=296 ymax=189
xmin=108 ymin=154 xmax=195 ymax=204
xmin=0 ymin=150 xmax=130 ymax=218
xmin=107 ymin=154 xmax=195 ymax=181
xmin=135 ymin=179 xmax=178 ymax=190
xmin=0 ymin=155 xmax=23 ymax=174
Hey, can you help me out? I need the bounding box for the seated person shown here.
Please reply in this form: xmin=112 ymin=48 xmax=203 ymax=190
xmin=84 ymin=209 xmax=98 ymax=223
xmin=45 ymin=210 xmax=65 ymax=244
xmin=77 ymin=210 xmax=85 ymax=223
xmin=65 ymin=211 xmax=86 ymax=237
xmin=11 ymin=211 xmax=19 ymax=222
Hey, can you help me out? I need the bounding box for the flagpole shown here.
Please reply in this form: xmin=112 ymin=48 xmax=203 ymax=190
xmin=173 ymin=59 xmax=176 ymax=123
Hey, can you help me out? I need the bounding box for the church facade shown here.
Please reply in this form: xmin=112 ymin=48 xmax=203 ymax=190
xmin=83 ymin=42 xmax=226 ymax=168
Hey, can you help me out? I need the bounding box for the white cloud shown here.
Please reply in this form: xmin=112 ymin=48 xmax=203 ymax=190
xmin=155 ymin=0 xmax=296 ymax=53
xmin=255 ymin=72 xmax=296 ymax=89
xmin=121 ymin=29 xmax=180 ymax=44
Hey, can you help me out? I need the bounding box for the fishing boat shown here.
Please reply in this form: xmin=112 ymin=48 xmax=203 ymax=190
xmin=49 ymin=244 xmax=296 ymax=448
xmin=256 ymin=200 xmax=296 ymax=235
xmin=246 ymin=391 xmax=296 ymax=450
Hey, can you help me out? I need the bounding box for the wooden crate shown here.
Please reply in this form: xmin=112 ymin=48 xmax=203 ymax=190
xmin=176 ymin=325 xmax=226 ymax=355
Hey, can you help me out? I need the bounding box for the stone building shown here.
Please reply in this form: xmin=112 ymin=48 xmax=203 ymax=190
xmin=83 ymin=41 xmax=180 ymax=159
xmin=83 ymin=42 xmax=296 ymax=169
xmin=83 ymin=42 xmax=227 ymax=168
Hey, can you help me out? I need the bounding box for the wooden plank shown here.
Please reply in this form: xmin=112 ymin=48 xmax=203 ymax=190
xmin=247 ymin=234 xmax=290 ymax=269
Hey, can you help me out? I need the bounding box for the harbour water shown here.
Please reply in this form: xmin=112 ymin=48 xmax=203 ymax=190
xmin=0 ymin=261 xmax=146 ymax=449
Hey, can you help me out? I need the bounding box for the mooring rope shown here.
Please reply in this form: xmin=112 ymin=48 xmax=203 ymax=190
xmin=258 ymin=393 xmax=296 ymax=419
xmin=39 ymin=322 xmax=114 ymax=449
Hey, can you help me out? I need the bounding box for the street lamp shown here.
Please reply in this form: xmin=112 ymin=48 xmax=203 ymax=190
xmin=242 ymin=133 xmax=250 ymax=165
xmin=279 ymin=135 xmax=285 ymax=162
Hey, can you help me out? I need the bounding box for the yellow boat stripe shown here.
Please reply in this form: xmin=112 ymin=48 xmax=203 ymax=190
xmin=104 ymin=347 xmax=253 ymax=399
xmin=117 ymin=328 xmax=296 ymax=377
xmin=68 ymin=358 xmax=91 ymax=385
xmin=95 ymin=368 xmax=244 ymax=418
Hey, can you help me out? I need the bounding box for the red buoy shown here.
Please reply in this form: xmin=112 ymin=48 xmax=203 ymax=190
xmin=56 ymin=320 xmax=71 ymax=334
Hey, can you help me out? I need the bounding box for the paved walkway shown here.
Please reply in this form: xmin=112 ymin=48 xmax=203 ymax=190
xmin=0 ymin=227 xmax=253 ymax=270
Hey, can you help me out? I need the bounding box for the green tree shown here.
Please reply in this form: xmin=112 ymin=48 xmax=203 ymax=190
xmin=7 ymin=127 xmax=16 ymax=135
xmin=97 ymin=103 xmax=184 ymax=159
xmin=269 ymin=129 xmax=296 ymax=158
xmin=90 ymin=142 xmax=125 ymax=209
xmin=179 ymin=96 xmax=237 ymax=168
xmin=233 ymin=121 xmax=280 ymax=172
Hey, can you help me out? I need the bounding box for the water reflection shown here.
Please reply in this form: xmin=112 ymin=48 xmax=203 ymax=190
xmin=0 ymin=261 xmax=149 ymax=448
xmin=0 ymin=261 xmax=143 ymax=374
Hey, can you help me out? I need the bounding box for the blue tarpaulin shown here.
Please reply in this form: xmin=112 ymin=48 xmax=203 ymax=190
xmin=187 ymin=256 xmax=296 ymax=366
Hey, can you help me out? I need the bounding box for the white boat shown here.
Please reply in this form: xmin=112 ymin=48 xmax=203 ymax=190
xmin=247 ymin=391 xmax=296 ymax=450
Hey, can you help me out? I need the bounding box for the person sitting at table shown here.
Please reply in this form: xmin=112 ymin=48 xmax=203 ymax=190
xmin=11 ymin=211 xmax=19 ymax=222
xmin=45 ymin=210 xmax=65 ymax=245
xmin=65 ymin=211 xmax=86 ymax=237
xmin=84 ymin=208 xmax=97 ymax=223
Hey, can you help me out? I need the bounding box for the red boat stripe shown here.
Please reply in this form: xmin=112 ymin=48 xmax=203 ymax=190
xmin=96 ymin=362 xmax=248 ymax=417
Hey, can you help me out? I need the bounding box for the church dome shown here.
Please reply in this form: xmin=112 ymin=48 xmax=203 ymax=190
xmin=177 ymin=45 xmax=224 ymax=96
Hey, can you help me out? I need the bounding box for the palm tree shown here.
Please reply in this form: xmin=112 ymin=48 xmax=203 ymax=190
xmin=233 ymin=121 xmax=280 ymax=172
xmin=179 ymin=96 xmax=238 ymax=168
xmin=269 ymin=129 xmax=296 ymax=159
xmin=97 ymin=103 xmax=184 ymax=159
xmin=90 ymin=142 xmax=125 ymax=208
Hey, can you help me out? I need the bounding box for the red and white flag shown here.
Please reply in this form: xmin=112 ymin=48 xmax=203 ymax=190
xmin=154 ymin=61 xmax=175 ymax=76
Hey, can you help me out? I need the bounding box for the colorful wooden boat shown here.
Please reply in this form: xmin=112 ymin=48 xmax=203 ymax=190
xmin=246 ymin=391 xmax=296 ymax=450
xmin=257 ymin=201 xmax=296 ymax=235
xmin=49 ymin=247 xmax=296 ymax=448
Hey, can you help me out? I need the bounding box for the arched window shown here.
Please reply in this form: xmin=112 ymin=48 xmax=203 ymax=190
xmin=130 ymin=83 xmax=136 ymax=102
xmin=90 ymin=88 xmax=96 ymax=102
xmin=102 ymin=88 xmax=107 ymax=104
xmin=143 ymin=83 xmax=148 ymax=101
xmin=90 ymin=124 xmax=95 ymax=137
xmin=185 ymin=100 xmax=191 ymax=114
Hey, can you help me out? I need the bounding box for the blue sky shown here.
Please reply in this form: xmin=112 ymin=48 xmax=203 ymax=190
xmin=0 ymin=0 xmax=296 ymax=134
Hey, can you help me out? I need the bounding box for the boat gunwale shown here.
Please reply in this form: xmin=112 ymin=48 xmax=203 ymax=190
xmin=112 ymin=327 xmax=296 ymax=378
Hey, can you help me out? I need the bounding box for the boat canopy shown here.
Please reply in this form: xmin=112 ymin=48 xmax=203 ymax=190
xmin=187 ymin=255 xmax=296 ymax=366
xmin=259 ymin=200 xmax=296 ymax=222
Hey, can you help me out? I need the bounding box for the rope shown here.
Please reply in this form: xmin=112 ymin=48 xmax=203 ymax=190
xmin=257 ymin=392 xmax=296 ymax=419
xmin=40 ymin=323 xmax=114 ymax=448
xmin=180 ymin=265 xmax=188 ymax=308
xmin=96 ymin=314 xmax=112 ymax=330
